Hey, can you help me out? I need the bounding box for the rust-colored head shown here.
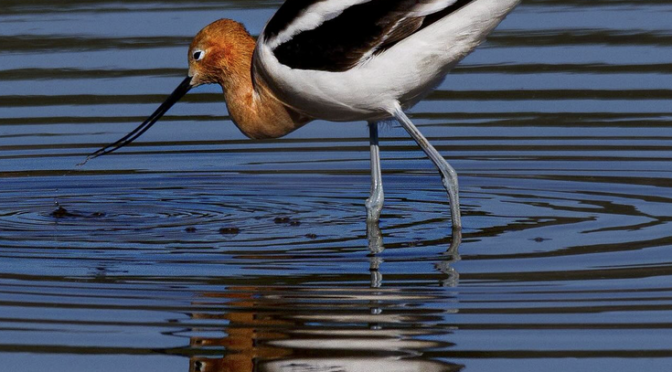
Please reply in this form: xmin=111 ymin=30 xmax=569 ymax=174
xmin=188 ymin=19 xmax=256 ymax=87
xmin=84 ymin=19 xmax=257 ymax=160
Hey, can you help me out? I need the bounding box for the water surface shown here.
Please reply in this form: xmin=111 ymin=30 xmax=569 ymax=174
xmin=1 ymin=1 xmax=672 ymax=371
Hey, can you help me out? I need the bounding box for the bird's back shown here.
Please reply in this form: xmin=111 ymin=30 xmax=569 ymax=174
xmin=253 ymin=0 xmax=521 ymax=121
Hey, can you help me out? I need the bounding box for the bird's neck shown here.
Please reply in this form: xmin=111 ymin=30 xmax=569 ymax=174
xmin=216 ymin=35 xmax=310 ymax=139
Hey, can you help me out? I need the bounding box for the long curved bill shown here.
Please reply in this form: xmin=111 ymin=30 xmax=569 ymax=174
xmin=82 ymin=76 xmax=193 ymax=163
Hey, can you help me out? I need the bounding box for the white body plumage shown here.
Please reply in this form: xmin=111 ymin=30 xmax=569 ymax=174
xmin=255 ymin=0 xmax=521 ymax=121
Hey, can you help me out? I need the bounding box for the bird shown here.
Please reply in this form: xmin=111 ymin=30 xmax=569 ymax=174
xmin=85 ymin=0 xmax=521 ymax=230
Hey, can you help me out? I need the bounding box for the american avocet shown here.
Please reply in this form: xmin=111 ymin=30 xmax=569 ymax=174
xmin=87 ymin=0 xmax=521 ymax=230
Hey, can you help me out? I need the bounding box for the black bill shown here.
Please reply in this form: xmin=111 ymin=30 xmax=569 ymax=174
xmin=84 ymin=76 xmax=193 ymax=162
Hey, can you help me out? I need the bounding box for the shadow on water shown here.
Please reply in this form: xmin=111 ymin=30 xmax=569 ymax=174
xmin=1 ymin=0 xmax=672 ymax=371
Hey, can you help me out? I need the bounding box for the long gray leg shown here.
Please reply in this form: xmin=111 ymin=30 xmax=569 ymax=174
xmin=392 ymin=103 xmax=462 ymax=229
xmin=366 ymin=121 xmax=384 ymax=222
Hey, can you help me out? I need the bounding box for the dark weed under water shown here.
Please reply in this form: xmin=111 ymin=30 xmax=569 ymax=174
xmin=1 ymin=1 xmax=672 ymax=371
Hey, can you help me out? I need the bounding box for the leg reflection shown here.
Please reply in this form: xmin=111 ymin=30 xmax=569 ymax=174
xmin=367 ymin=221 xmax=384 ymax=288
xmin=366 ymin=222 xmax=462 ymax=288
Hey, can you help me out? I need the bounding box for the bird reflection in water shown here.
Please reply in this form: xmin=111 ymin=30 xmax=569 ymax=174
xmin=186 ymin=228 xmax=462 ymax=372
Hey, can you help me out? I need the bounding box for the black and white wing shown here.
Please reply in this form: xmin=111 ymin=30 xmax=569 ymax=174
xmin=260 ymin=0 xmax=476 ymax=72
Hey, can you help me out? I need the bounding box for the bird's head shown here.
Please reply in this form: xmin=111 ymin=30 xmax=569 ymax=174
xmin=188 ymin=19 xmax=256 ymax=88
xmin=82 ymin=19 xmax=254 ymax=162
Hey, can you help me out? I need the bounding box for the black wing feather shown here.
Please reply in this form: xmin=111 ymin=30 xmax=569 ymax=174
xmin=264 ymin=0 xmax=476 ymax=72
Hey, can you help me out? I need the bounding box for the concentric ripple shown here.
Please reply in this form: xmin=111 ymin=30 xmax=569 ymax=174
xmin=1 ymin=1 xmax=672 ymax=372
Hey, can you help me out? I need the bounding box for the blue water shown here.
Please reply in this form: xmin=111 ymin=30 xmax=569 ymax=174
xmin=1 ymin=1 xmax=672 ymax=371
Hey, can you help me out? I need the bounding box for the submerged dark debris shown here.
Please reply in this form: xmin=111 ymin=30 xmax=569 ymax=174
xmin=219 ymin=227 xmax=240 ymax=235
xmin=274 ymin=216 xmax=301 ymax=226
xmin=51 ymin=206 xmax=78 ymax=218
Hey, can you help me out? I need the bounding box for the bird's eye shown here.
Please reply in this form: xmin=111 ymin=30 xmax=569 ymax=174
xmin=193 ymin=50 xmax=205 ymax=61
